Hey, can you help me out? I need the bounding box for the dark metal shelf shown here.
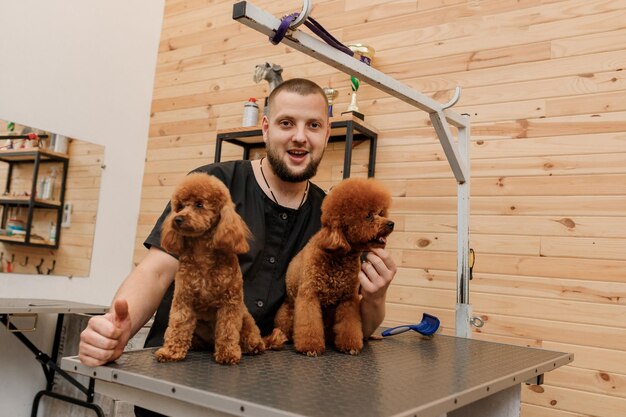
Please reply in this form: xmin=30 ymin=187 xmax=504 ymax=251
xmin=0 ymin=197 xmax=62 ymax=209
xmin=214 ymin=115 xmax=378 ymax=178
xmin=0 ymin=148 xmax=68 ymax=248
xmin=0 ymin=148 xmax=68 ymax=163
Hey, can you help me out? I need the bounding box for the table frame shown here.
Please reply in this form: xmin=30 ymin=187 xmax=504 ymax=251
xmin=1 ymin=298 xmax=107 ymax=417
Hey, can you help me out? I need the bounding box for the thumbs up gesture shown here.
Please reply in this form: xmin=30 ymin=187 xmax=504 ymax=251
xmin=79 ymin=299 xmax=132 ymax=367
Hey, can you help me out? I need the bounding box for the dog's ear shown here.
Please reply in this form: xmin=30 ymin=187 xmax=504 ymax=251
xmin=160 ymin=212 xmax=185 ymax=255
xmin=317 ymin=223 xmax=350 ymax=253
xmin=213 ymin=203 xmax=251 ymax=254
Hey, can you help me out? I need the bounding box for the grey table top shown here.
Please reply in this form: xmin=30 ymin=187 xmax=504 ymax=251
xmin=63 ymin=334 xmax=572 ymax=417
xmin=0 ymin=298 xmax=108 ymax=314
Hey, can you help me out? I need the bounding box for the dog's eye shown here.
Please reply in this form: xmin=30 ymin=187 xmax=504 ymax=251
xmin=366 ymin=212 xmax=374 ymax=221
xmin=195 ymin=202 xmax=204 ymax=209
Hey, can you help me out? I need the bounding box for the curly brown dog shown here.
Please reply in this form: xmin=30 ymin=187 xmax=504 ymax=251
xmin=266 ymin=178 xmax=394 ymax=356
xmin=154 ymin=172 xmax=264 ymax=365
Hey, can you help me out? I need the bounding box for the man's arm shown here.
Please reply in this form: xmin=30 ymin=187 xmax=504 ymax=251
xmin=358 ymin=248 xmax=397 ymax=338
xmin=79 ymin=247 xmax=179 ymax=366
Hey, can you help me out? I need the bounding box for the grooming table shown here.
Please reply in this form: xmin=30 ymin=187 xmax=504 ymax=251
xmin=0 ymin=298 xmax=108 ymax=417
xmin=61 ymin=334 xmax=572 ymax=417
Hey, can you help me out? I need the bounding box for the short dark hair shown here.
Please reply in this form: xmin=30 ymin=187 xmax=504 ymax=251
xmin=267 ymin=78 xmax=327 ymax=115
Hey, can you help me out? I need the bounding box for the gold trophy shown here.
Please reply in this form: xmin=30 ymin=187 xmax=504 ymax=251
xmin=343 ymin=44 xmax=375 ymax=120
xmin=323 ymin=87 xmax=339 ymax=118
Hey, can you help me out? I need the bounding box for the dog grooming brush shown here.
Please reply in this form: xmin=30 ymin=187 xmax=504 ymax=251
xmin=382 ymin=313 xmax=440 ymax=337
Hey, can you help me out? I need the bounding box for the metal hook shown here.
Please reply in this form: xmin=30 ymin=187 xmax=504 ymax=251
xmin=290 ymin=0 xmax=312 ymax=29
xmin=470 ymin=316 xmax=485 ymax=328
xmin=19 ymin=256 xmax=29 ymax=267
xmin=441 ymin=86 xmax=462 ymax=110
xmin=35 ymin=258 xmax=45 ymax=275
xmin=46 ymin=260 xmax=56 ymax=275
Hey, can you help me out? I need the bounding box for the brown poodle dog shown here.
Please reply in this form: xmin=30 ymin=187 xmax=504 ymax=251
xmin=266 ymin=178 xmax=394 ymax=356
xmin=154 ymin=172 xmax=265 ymax=365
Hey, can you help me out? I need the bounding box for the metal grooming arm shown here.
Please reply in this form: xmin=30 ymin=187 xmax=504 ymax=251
xmin=233 ymin=1 xmax=473 ymax=337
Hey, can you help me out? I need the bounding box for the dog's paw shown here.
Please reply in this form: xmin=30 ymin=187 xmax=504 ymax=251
xmin=263 ymin=328 xmax=288 ymax=350
xmin=338 ymin=347 xmax=361 ymax=356
xmin=295 ymin=339 xmax=325 ymax=357
xmin=155 ymin=347 xmax=186 ymax=362
xmin=334 ymin=337 xmax=363 ymax=355
xmin=242 ymin=337 xmax=265 ymax=355
xmin=214 ymin=346 xmax=242 ymax=365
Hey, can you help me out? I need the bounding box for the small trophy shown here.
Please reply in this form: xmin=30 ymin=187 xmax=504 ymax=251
xmin=323 ymin=87 xmax=339 ymax=117
xmin=346 ymin=77 xmax=360 ymax=113
xmin=343 ymin=44 xmax=375 ymax=120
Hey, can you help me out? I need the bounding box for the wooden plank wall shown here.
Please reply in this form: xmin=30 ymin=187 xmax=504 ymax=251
xmin=137 ymin=1 xmax=626 ymax=415
xmin=0 ymin=121 xmax=104 ymax=277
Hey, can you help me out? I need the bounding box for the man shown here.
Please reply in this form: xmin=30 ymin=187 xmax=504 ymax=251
xmin=79 ymin=78 xmax=396 ymax=381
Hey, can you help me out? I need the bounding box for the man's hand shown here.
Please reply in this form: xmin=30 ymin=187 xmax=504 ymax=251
xmin=359 ymin=248 xmax=396 ymax=300
xmin=79 ymin=299 xmax=132 ymax=367
xmin=358 ymin=248 xmax=397 ymax=338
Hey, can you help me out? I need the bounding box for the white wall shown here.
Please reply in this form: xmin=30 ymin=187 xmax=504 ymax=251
xmin=0 ymin=1 xmax=164 ymax=414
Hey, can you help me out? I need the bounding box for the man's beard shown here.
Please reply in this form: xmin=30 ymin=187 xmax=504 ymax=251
xmin=265 ymin=145 xmax=323 ymax=183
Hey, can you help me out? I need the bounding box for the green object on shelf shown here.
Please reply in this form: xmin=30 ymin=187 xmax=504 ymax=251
xmin=350 ymin=76 xmax=359 ymax=92
xmin=7 ymin=122 xmax=15 ymax=132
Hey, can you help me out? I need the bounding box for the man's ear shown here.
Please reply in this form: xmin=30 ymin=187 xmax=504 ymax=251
xmin=324 ymin=120 xmax=331 ymax=147
xmin=262 ymin=115 xmax=270 ymax=145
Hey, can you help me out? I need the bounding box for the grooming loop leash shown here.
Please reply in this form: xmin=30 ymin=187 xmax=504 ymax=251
xmin=270 ymin=1 xmax=355 ymax=58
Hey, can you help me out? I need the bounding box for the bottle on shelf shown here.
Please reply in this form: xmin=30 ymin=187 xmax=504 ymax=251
xmin=37 ymin=177 xmax=47 ymax=199
xmin=242 ymin=98 xmax=259 ymax=127
xmin=263 ymin=97 xmax=269 ymax=117
xmin=49 ymin=221 xmax=57 ymax=245
xmin=41 ymin=168 xmax=57 ymax=200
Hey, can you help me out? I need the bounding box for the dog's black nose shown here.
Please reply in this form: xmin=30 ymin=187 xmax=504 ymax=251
xmin=387 ymin=221 xmax=395 ymax=231
xmin=174 ymin=216 xmax=184 ymax=226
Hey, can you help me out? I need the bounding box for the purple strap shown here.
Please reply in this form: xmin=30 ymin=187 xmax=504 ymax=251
xmin=304 ymin=16 xmax=354 ymax=56
xmin=270 ymin=13 xmax=354 ymax=57
xmin=270 ymin=13 xmax=298 ymax=45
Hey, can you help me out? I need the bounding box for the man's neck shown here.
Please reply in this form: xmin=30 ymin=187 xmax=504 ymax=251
xmin=253 ymin=158 xmax=309 ymax=209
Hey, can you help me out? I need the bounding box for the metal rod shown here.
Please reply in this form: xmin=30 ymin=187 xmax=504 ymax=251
xmin=232 ymin=1 xmax=468 ymax=183
xmin=455 ymin=117 xmax=471 ymax=338
xmin=233 ymin=1 xmax=473 ymax=337
xmin=0 ymin=134 xmax=49 ymax=140
xmin=343 ymin=121 xmax=354 ymax=178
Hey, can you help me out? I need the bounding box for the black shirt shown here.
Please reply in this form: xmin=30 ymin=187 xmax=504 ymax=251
xmin=142 ymin=160 xmax=325 ymax=346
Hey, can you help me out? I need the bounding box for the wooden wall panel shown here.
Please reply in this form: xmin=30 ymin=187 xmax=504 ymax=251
xmin=139 ymin=1 xmax=626 ymax=415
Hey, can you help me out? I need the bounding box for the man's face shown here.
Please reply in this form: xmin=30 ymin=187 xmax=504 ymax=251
xmin=262 ymin=91 xmax=330 ymax=182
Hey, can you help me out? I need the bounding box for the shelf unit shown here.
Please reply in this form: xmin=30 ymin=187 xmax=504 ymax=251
xmin=0 ymin=148 xmax=69 ymax=248
xmin=214 ymin=114 xmax=378 ymax=178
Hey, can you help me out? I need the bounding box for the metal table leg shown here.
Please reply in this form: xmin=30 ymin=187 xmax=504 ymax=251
xmin=1 ymin=313 xmax=105 ymax=417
